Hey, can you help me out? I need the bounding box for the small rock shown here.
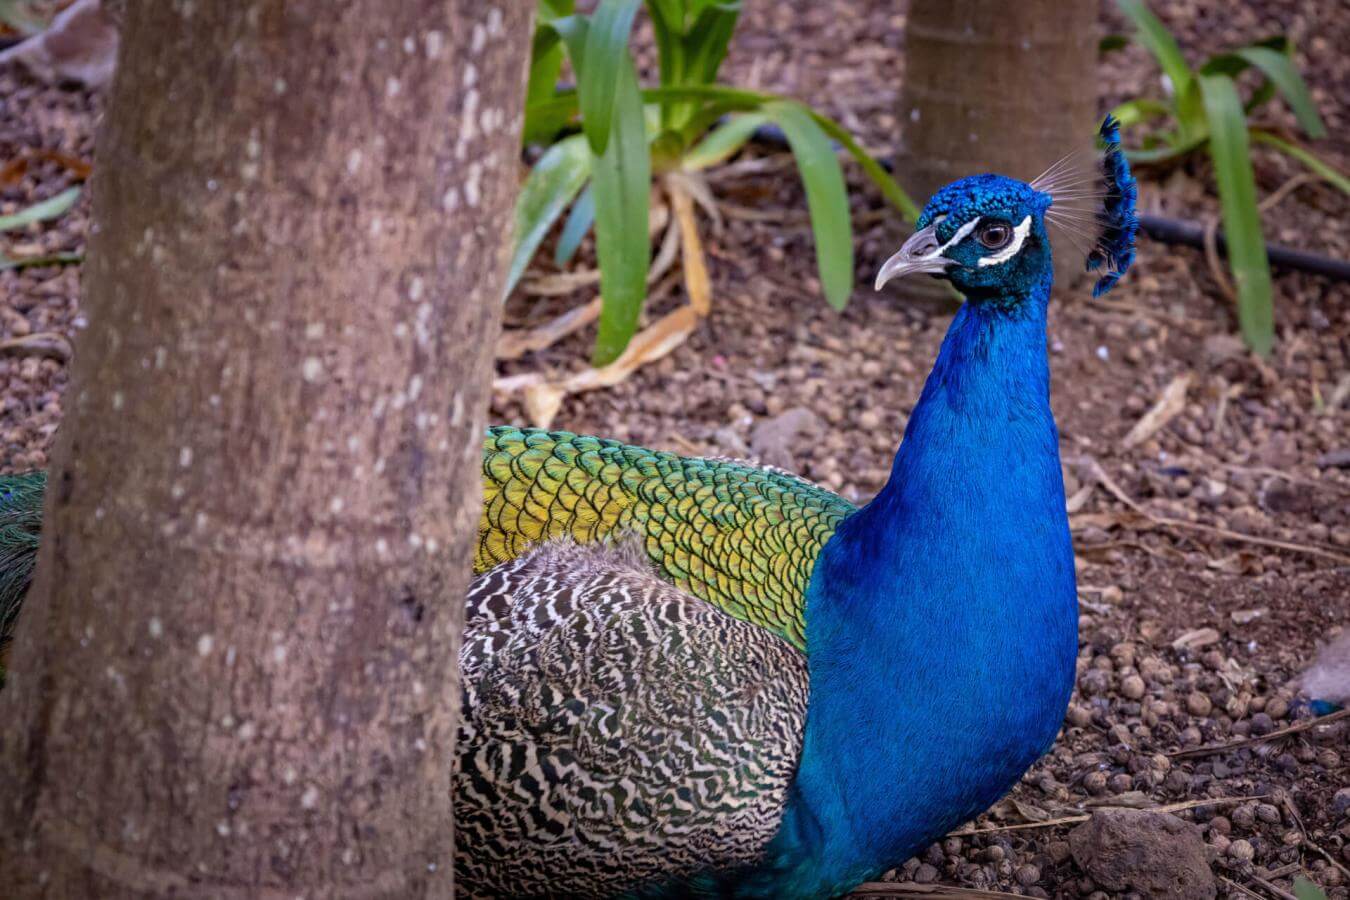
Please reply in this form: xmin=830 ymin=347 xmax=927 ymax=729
xmin=1121 ymin=674 xmax=1146 ymax=700
xmin=1066 ymin=705 xmax=1094 ymax=727
xmin=1186 ymin=691 xmax=1213 ymax=717
xmin=1069 ymin=809 xmax=1216 ymax=900
xmin=1231 ymin=805 xmax=1256 ymax=829
xmin=1331 ymin=788 xmax=1350 ymax=819
xmin=1015 ymin=864 xmax=1041 ymax=886
xmin=1264 ymin=696 xmax=1289 ymax=720
xmin=1250 ymin=713 xmax=1275 ymax=735
xmin=1227 ymin=839 xmax=1255 ymax=862
xmin=913 ymin=863 xmax=938 ymax=884
xmin=748 ymin=407 xmax=822 ymax=470
xmin=1255 ymin=803 xmax=1282 ymax=825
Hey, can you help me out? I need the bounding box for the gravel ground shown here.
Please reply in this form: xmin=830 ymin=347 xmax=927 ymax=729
xmin=2 ymin=1 xmax=1348 ymax=898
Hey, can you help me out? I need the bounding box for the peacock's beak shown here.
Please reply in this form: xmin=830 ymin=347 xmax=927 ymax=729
xmin=874 ymin=224 xmax=952 ymax=291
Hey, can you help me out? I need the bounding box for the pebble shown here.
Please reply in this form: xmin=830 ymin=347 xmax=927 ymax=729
xmin=1186 ymin=691 xmax=1212 ymax=716
xmin=1120 ymin=674 xmax=1146 ymax=700
xmin=1227 ymin=839 xmax=1255 ymax=861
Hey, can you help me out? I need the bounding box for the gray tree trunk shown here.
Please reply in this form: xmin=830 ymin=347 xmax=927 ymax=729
xmin=0 ymin=2 xmax=530 ymax=896
xmin=896 ymin=0 xmax=1098 ymax=289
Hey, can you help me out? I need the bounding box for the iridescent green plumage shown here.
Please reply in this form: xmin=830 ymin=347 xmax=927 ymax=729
xmin=0 ymin=470 xmax=44 ymax=686
xmin=476 ymin=426 xmax=854 ymax=649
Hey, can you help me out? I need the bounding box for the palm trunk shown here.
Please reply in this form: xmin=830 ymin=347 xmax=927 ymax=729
xmin=0 ymin=2 xmax=530 ymax=895
xmin=896 ymin=0 xmax=1098 ymax=288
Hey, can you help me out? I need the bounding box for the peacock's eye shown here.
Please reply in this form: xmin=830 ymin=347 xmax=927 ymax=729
xmin=977 ymin=221 xmax=1013 ymax=250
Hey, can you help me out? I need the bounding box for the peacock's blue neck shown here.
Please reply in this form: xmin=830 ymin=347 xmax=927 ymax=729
xmin=754 ymin=274 xmax=1078 ymax=897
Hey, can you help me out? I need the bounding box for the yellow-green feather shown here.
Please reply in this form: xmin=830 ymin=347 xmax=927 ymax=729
xmin=477 ymin=426 xmax=855 ymax=649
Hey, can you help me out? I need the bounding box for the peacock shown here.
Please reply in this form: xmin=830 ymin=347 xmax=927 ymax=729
xmin=0 ymin=119 xmax=1138 ymax=897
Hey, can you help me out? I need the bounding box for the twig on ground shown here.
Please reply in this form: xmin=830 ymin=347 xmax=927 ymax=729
xmin=948 ymin=795 xmax=1266 ymax=836
xmin=1168 ymin=708 xmax=1349 ymax=759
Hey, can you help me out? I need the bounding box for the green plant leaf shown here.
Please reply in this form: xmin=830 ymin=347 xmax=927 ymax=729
xmin=682 ymin=112 xmax=768 ymax=170
xmin=591 ymin=55 xmax=652 ymax=365
xmin=1199 ymin=74 xmax=1273 ymax=355
xmin=523 ymin=0 xmax=578 ymax=144
xmin=1116 ymin=0 xmax=1194 ymax=102
xmin=1293 ymin=876 xmax=1329 ymax=900
xmin=1110 ymin=97 xmax=1172 ymax=129
xmin=554 ymin=182 xmax=596 ymax=266
xmin=504 ymin=135 xmax=592 ymax=300
xmin=685 ymin=5 xmax=740 ymax=85
xmin=0 ymin=251 xmax=82 ymax=272
xmin=764 ymin=100 xmax=853 ymax=310
xmin=808 ymin=111 xmax=920 ymax=220
xmin=1202 ymin=46 xmax=1326 ymax=139
xmin=579 ymin=0 xmax=642 ymax=156
xmin=1251 ymin=131 xmax=1350 ymax=196
xmin=0 ymin=187 xmax=80 ymax=232
xmin=525 ymin=83 xmax=921 ymax=218
xmin=0 ymin=0 xmax=46 ymax=35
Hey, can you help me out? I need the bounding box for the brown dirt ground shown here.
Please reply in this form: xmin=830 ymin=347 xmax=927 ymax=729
xmin=2 ymin=1 xmax=1347 ymax=897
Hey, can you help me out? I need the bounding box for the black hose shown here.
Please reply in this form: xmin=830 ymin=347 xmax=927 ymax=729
xmin=745 ymin=122 xmax=1350 ymax=284
xmin=1135 ymin=214 xmax=1350 ymax=282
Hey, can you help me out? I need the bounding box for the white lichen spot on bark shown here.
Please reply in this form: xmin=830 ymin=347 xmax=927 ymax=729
xmin=301 ymin=785 xmax=320 ymax=809
xmin=302 ymin=357 xmax=324 ymax=382
xmin=179 ymin=446 xmax=193 ymax=467
xmin=425 ymin=30 xmax=443 ymax=58
xmin=197 ymin=634 xmax=214 ymax=656
xmin=148 ymin=617 xmax=163 ymax=638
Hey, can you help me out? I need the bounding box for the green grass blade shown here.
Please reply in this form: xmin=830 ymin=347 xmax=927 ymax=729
xmin=525 ymin=83 xmax=921 ymax=218
xmin=524 ymin=1 xmax=578 ymax=144
xmin=579 ymin=0 xmax=642 ymax=156
xmin=808 ymin=112 xmax=920 ymax=220
xmin=1116 ymin=0 xmax=1194 ymax=98
xmin=554 ymin=182 xmax=596 ymax=266
xmin=1110 ymin=98 xmax=1172 ymax=129
xmin=504 ymin=135 xmax=592 ymax=300
xmin=682 ymin=112 xmax=768 ymax=170
xmin=0 ymin=187 xmax=80 ymax=232
xmin=1251 ymin=131 xmax=1350 ymax=196
xmin=1199 ymin=74 xmax=1273 ymax=355
xmin=1232 ymin=46 xmax=1326 ymax=138
xmin=0 ymin=251 xmax=83 ymax=272
xmin=591 ymin=56 xmax=652 ymax=365
xmin=765 ymin=100 xmax=854 ymax=310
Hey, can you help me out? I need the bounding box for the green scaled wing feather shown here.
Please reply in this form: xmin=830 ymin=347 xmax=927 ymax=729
xmin=476 ymin=426 xmax=855 ymax=649
xmin=0 ymin=471 xmax=44 ymax=685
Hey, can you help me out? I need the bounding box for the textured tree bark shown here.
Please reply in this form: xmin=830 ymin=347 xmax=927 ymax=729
xmin=895 ymin=0 xmax=1098 ymax=288
xmin=0 ymin=2 xmax=530 ymax=896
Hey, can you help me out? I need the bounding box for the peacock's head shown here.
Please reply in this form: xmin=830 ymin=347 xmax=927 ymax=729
xmin=875 ymin=116 xmax=1138 ymax=302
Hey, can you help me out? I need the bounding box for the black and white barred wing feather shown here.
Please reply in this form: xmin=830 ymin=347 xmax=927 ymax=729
xmin=456 ymin=542 xmax=809 ymax=899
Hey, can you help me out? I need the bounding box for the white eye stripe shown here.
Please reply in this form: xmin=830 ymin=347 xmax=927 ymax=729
xmin=929 ymin=216 xmax=980 ymax=258
xmin=977 ymin=215 xmax=1032 ymax=267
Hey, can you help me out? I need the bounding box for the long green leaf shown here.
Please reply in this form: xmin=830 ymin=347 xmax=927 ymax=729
xmin=1199 ymin=74 xmax=1273 ymax=355
xmin=1202 ymin=46 xmax=1326 ymax=139
xmin=504 ymin=135 xmax=592 ymax=299
xmin=764 ymin=101 xmax=853 ymax=310
xmin=523 ymin=0 xmax=577 ymax=144
xmin=682 ymin=112 xmax=769 ymax=170
xmin=554 ymin=182 xmax=596 ymax=266
xmin=579 ymin=0 xmax=642 ymax=156
xmin=1251 ymin=131 xmax=1350 ymax=196
xmin=0 ymin=187 xmax=80 ymax=232
xmin=525 ymin=83 xmax=921 ymax=218
xmin=808 ymin=112 xmax=920 ymax=220
xmin=0 ymin=251 xmax=82 ymax=272
xmin=1116 ymin=0 xmax=1193 ymax=98
xmin=1109 ymin=97 xmax=1172 ymax=129
xmin=591 ymin=56 xmax=652 ymax=365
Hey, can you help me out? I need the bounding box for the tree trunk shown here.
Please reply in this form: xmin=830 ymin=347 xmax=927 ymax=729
xmin=896 ymin=0 xmax=1098 ymax=289
xmin=0 ymin=3 xmax=530 ymax=896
